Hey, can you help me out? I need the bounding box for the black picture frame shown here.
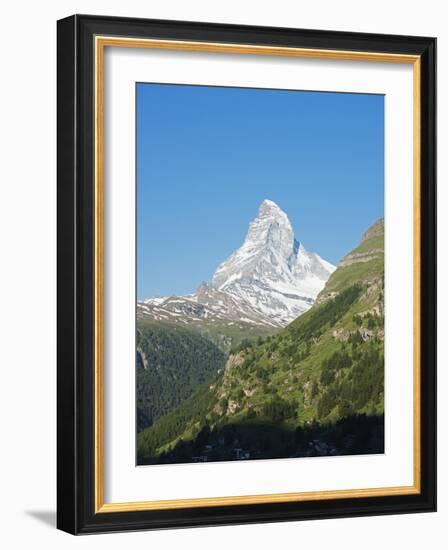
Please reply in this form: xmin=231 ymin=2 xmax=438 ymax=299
xmin=57 ymin=14 xmax=436 ymax=535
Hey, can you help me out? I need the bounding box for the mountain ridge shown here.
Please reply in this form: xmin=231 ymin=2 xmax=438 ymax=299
xmin=138 ymin=200 xmax=335 ymax=328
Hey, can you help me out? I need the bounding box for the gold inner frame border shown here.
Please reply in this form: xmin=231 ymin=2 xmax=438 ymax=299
xmin=94 ymin=35 xmax=421 ymax=513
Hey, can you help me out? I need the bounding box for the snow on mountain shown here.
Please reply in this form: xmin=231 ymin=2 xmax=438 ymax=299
xmin=138 ymin=200 xmax=335 ymax=328
xmin=138 ymin=283 xmax=277 ymax=327
xmin=211 ymin=200 xmax=335 ymax=325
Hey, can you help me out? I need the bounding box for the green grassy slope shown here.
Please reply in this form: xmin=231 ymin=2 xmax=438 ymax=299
xmin=138 ymin=315 xmax=276 ymax=354
xmin=194 ymin=321 xmax=276 ymax=354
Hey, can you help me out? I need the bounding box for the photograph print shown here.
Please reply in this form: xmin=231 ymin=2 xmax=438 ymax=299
xmin=136 ymin=83 xmax=385 ymax=466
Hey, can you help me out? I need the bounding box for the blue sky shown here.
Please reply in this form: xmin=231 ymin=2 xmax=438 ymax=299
xmin=137 ymin=83 xmax=384 ymax=299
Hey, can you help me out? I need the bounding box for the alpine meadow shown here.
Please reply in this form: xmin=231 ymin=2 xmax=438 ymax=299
xmin=136 ymin=83 xmax=384 ymax=466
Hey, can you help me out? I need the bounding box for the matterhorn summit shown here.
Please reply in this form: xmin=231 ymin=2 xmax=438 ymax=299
xmin=211 ymin=200 xmax=335 ymax=325
xmin=138 ymin=200 xmax=335 ymax=328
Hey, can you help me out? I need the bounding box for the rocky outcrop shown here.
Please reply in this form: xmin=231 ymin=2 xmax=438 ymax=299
xmin=362 ymin=218 xmax=384 ymax=242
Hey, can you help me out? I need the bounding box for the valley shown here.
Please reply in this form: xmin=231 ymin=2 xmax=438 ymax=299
xmin=136 ymin=203 xmax=385 ymax=465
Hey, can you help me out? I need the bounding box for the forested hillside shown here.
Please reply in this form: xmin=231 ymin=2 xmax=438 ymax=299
xmin=137 ymin=219 xmax=385 ymax=464
xmin=136 ymin=321 xmax=226 ymax=432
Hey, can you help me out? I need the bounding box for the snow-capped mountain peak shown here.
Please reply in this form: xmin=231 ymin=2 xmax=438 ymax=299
xmin=211 ymin=200 xmax=335 ymax=325
xmin=139 ymin=200 xmax=335 ymax=328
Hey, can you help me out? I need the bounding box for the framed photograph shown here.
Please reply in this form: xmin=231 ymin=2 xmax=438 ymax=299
xmin=57 ymin=15 xmax=436 ymax=534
